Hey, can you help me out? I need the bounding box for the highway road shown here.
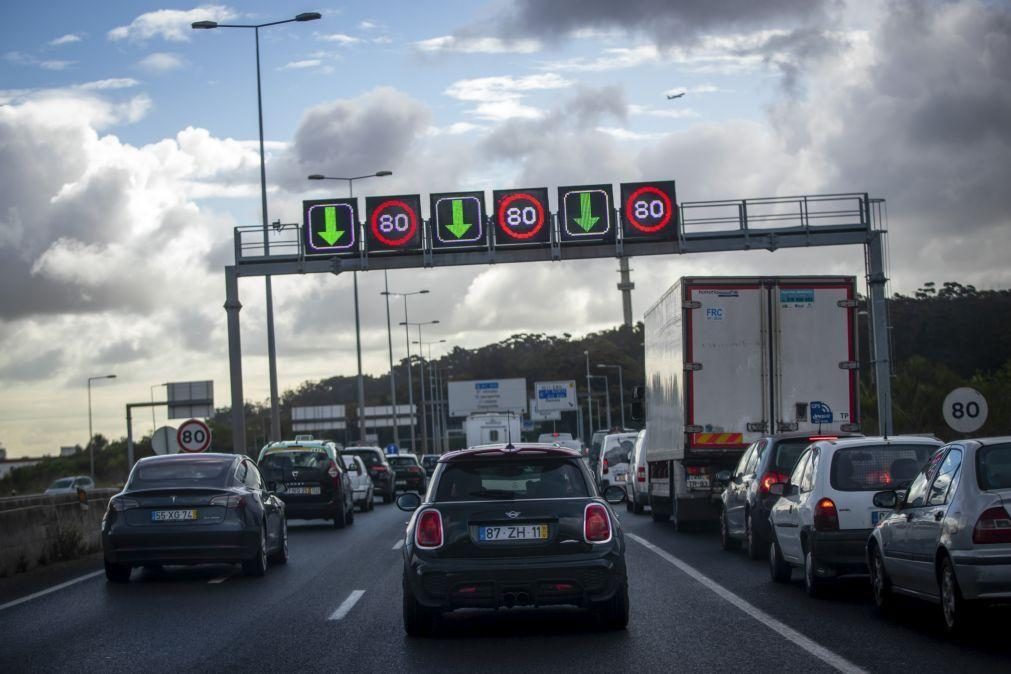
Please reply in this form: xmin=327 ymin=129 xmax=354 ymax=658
xmin=1 ymin=500 xmax=1009 ymax=673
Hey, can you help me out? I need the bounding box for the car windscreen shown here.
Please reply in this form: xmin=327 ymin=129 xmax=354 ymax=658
xmin=129 ymin=459 xmax=232 ymax=489
xmin=435 ymin=459 xmax=590 ymax=501
xmin=769 ymin=439 xmax=813 ymax=475
xmin=259 ymin=450 xmax=331 ymax=471
xmin=346 ymin=450 xmax=382 ymax=467
xmin=830 ymin=445 xmax=937 ymax=491
xmin=388 ymin=456 xmax=418 ymax=468
xmin=977 ymin=443 xmax=1011 ymax=491
xmin=49 ymin=478 xmax=74 ymax=489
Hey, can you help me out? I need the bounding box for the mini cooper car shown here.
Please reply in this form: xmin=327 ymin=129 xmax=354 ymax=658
xmin=397 ymin=443 xmax=628 ymax=636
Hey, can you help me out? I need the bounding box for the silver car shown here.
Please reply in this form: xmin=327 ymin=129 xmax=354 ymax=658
xmin=867 ymin=437 xmax=1011 ymax=633
xmin=342 ymin=455 xmax=375 ymax=512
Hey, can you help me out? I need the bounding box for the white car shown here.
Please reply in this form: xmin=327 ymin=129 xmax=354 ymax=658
xmin=44 ymin=475 xmax=94 ymax=495
xmin=624 ymin=430 xmax=648 ymax=514
xmin=342 ymin=455 xmax=375 ymax=512
xmin=768 ymin=435 xmax=942 ymax=596
xmin=596 ymin=432 xmax=639 ymax=491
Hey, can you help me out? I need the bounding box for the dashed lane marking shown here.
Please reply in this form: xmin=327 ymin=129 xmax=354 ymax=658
xmin=627 ymin=533 xmax=867 ymax=674
xmin=392 ymin=539 xmax=405 ymax=550
xmin=0 ymin=570 xmax=104 ymax=612
xmin=328 ymin=590 xmax=366 ymax=621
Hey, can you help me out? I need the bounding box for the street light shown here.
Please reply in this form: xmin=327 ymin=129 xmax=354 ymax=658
xmin=381 ymin=289 xmax=428 ymax=451
xmin=597 ymin=364 xmax=626 ymax=429
xmin=192 ymin=11 xmax=322 ymax=443
xmin=400 ymin=319 xmax=439 ymax=454
xmin=584 ymin=350 xmax=594 ymax=437
xmin=308 ymin=171 xmax=392 ymax=443
xmin=414 ymin=338 xmax=447 ymax=452
xmin=590 ymin=374 xmax=612 ymax=429
xmin=87 ymin=374 xmax=117 ymax=480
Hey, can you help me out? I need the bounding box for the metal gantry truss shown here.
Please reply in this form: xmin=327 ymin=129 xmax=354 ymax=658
xmin=225 ymin=192 xmax=892 ymax=453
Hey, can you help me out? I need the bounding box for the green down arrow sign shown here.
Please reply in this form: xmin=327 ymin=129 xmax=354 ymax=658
xmin=445 ymin=199 xmax=472 ymax=238
xmin=318 ymin=206 xmax=345 ymax=245
xmin=573 ymin=192 xmax=599 ymax=231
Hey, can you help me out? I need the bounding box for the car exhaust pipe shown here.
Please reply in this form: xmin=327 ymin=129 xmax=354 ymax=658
xmin=502 ymin=592 xmax=516 ymax=607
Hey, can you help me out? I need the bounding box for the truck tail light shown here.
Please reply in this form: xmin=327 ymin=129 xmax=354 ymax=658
xmin=814 ymin=498 xmax=839 ymax=531
xmin=584 ymin=503 xmax=612 ymax=543
xmin=637 ymin=466 xmax=646 ymax=483
xmin=759 ymin=471 xmax=788 ymax=496
xmin=973 ymin=505 xmax=1011 ymax=544
xmin=415 ymin=509 xmax=443 ymax=548
xmin=602 ymin=459 xmax=609 ymax=475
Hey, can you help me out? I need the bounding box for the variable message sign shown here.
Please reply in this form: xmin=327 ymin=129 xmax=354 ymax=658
xmin=558 ymin=184 xmax=615 ymax=243
xmin=620 ymin=180 xmax=678 ymax=240
xmin=430 ymin=191 xmax=487 ymax=249
xmin=365 ymin=194 xmax=424 ymax=253
xmin=493 ymin=188 xmax=551 ymax=246
xmin=304 ymin=198 xmax=359 ymax=255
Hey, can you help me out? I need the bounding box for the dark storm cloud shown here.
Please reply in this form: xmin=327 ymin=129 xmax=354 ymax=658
xmin=0 ymin=349 xmax=64 ymax=382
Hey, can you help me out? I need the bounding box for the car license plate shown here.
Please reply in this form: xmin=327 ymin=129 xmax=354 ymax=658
xmin=151 ymin=510 xmax=198 ymax=522
xmin=396 ymin=480 xmax=407 ymax=486
xmin=614 ymin=473 xmax=626 ymax=482
xmin=479 ymin=525 xmax=549 ymax=541
xmin=687 ymin=475 xmax=710 ymax=490
xmin=871 ymin=510 xmax=891 ymax=525
xmin=284 ymin=485 xmax=320 ymax=496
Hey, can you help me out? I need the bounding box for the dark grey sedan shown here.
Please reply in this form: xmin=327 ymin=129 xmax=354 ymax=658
xmin=102 ymin=453 xmax=287 ymax=582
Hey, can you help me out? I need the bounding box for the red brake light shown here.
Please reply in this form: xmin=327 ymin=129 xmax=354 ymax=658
xmin=372 ymin=465 xmax=388 ymax=472
xmin=637 ymin=466 xmax=646 ymax=483
xmin=973 ymin=505 xmax=1011 ymax=544
xmin=602 ymin=459 xmax=609 ymax=475
xmin=808 ymin=436 xmax=838 ymax=442
xmin=759 ymin=471 xmax=788 ymax=496
xmin=814 ymin=498 xmax=839 ymax=531
xmin=584 ymin=503 xmax=612 ymax=543
xmin=209 ymin=494 xmax=245 ymax=509
xmin=409 ymin=466 xmax=423 ymax=475
xmin=109 ymin=497 xmax=139 ymax=512
xmin=686 ymin=466 xmax=702 ymax=476
xmin=416 ymin=509 xmax=443 ymax=548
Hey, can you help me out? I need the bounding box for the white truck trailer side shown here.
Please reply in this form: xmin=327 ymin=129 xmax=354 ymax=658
xmin=464 ymin=413 xmax=522 ymax=448
xmin=644 ymin=276 xmax=859 ymax=530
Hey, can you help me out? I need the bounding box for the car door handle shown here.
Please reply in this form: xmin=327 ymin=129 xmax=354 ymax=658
xmin=905 ymin=513 xmax=914 ymax=522
xmin=934 ymin=510 xmax=944 ymax=521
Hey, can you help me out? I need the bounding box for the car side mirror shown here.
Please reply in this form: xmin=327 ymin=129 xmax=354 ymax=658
xmin=873 ymin=490 xmax=898 ymax=509
xmin=715 ymin=470 xmax=732 ymax=484
xmin=397 ymin=492 xmax=421 ymax=511
xmin=603 ymin=485 xmax=626 ymax=504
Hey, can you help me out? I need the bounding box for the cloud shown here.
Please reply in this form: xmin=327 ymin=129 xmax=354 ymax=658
xmin=628 ymin=104 xmax=700 ymax=120
xmin=279 ymin=59 xmax=323 ymax=70
xmin=77 ymin=78 xmax=141 ymax=91
xmin=6 ymin=51 xmax=76 ymax=71
xmin=39 ymin=60 xmax=75 ymax=71
xmin=414 ymin=35 xmax=541 ymax=54
xmin=359 ymin=20 xmax=378 ymax=30
xmin=317 ymin=33 xmax=362 ymax=45
xmin=108 ymin=4 xmax=237 ymax=42
xmin=138 ymin=52 xmax=185 ymax=73
xmin=49 ymin=34 xmax=82 ymax=47
xmin=444 ymin=73 xmax=572 ymax=121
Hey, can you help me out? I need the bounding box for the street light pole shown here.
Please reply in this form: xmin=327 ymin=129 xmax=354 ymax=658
xmin=383 ymin=272 xmax=398 ymax=447
xmin=380 ymin=289 xmax=428 ymax=450
xmin=414 ymin=338 xmax=446 ymax=453
xmin=193 ymin=12 xmax=321 ymax=443
xmin=401 ymin=320 xmax=439 ymax=454
xmin=584 ymin=350 xmax=594 ymax=436
xmin=597 ymin=364 xmax=625 ymax=428
xmin=591 ymin=374 xmax=612 ymax=429
xmin=87 ymin=374 xmax=116 ymax=480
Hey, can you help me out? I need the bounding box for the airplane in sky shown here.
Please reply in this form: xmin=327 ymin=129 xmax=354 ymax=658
xmin=666 ymin=92 xmax=685 ymax=100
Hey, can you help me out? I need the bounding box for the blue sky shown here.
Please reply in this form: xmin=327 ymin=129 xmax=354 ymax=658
xmin=2 ymin=1 xmax=1010 ymax=458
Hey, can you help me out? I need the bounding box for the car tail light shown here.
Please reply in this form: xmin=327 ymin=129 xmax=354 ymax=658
xmin=415 ymin=509 xmax=443 ymax=549
xmin=637 ymin=466 xmax=646 ymax=483
xmin=372 ymin=465 xmax=388 ymax=472
xmin=973 ymin=505 xmax=1011 ymax=544
xmin=209 ymin=494 xmax=246 ymax=509
xmin=808 ymin=436 xmax=838 ymax=442
xmin=409 ymin=466 xmax=424 ymax=475
xmin=686 ymin=466 xmax=703 ymax=475
xmin=584 ymin=503 xmax=612 ymax=543
xmin=109 ymin=497 xmax=139 ymax=512
xmin=814 ymin=498 xmax=839 ymax=531
xmin=602 ymin=459 xmax=609 ymax=475
xmin=327 ymin=461 xmax=340 ymax=480
xmin=759 ymin=471 xmax=789 ymax=496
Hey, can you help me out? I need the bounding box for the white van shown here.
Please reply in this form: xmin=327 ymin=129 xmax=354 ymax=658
xmin=625 ymin=430 xmax=648 ymax=514
xmin=596 ymin=432 xmax=639 ymax=491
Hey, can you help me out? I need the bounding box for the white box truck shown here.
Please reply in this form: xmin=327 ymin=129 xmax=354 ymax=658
xmin=643 ymin=276 xmax=860 ymax=530
xmin=464 ymin=413 xmax=522 ymax=447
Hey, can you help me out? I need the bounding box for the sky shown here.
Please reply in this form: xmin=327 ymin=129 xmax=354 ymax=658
xmin=1 ymin=0 xmax=1010 ymax=458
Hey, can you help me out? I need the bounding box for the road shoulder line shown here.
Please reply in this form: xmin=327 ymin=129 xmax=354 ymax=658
xmin=627 ymin=533 xmax=866 ymax=674
xmin=0 ymin=570 xmax=104 ymax=612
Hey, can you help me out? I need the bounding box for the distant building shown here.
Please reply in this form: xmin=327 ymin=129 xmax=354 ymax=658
xmin=60 ymin=446 xmax=80 ymax=457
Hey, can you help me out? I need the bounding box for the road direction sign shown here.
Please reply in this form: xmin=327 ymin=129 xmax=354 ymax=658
xmin=621 ymin=180 xmax=678 ymax=240
xmin=167 ymin=380 xmax=214 ymax=419
xmin=303 ymin=198 xmax=359 ymax=255
xmin=493 ymin=188 xmax=550 ymax=246
xmin=152 ymin=426 xmax=179 ymax=455
xmin=365 ymin=194 xmax=423 ymax=252
xmin=534 ymin=380 xmax=578 ymax=411
xmin=177 ymin=418 xmax=212 ymax=453
xmin=430 ymin=191 xmax=487 ymax=249
xmin=942 ymin=387 xmax=988 ymax=434
xmin=558 ymin=184 xmax=615 ymax=243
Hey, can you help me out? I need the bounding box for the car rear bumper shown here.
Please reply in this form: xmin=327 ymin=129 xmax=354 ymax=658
xmin=951 ymin=551 xmax=1011 ymax=600
xmin=371 ymin=475 xmax=395 ymax=496
xmin=283 ymin=500 xmax=342 ymax=520
xmin=405 ymin=550 xmax=627 ymax=611
xmin=395 ymin=477 xmax=426 ymax=493
xmin=103 ymin=527 xmax=259 ymax=565
xmin=809 ymin=529 xmax=872 ymax=575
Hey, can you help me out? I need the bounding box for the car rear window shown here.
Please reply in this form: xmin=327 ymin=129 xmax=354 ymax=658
xmin=346 ymin=450 xmax=382 ymax=466
xmin=604 ymin=440 xmax=635 ymax=465
xmin=130 ymin=459 xmax=232 ymax=488
xmin=421 ymin=456 xmax=439 ymax=467
xmin=49 ymin=478 xmax=74 ymax=489
xmin=768 ymin=439 xmax=814 ymax=475
xmin=977 ymin=443 xmax=1011 ymax=491
xmin=389 ymin=456 xmax=418 ymax=468
xmin=436 ymin=459 xmax=589 ymax=501
xmin=830 ymin=444 xmax=937 ymax=491
xmin=259 ymin=449 xmax=331 ymax=471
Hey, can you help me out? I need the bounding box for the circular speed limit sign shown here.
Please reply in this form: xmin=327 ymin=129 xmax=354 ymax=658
xmin=942 ymin=387 xmax=988 ymax=434
xmin=369 ymin=199 xmax=419 ymax=247
xmin=625 ymin=185 xmax=674 ymax=233
xmin=177 ymin=418 xmax=212 ymax=453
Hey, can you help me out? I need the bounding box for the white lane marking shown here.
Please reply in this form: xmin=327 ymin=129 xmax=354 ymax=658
xmin=627 ymin=533 xmax=867 ymax=674
xmin=392 ymin=539 xmax=405 ymax=551
xmin=0 ymin=570 xmax=104 ymax=612
xmin=328 ymin=590 xmax=366 ymax=621
xmin=208 ymin=573 xmax=233 ymax=584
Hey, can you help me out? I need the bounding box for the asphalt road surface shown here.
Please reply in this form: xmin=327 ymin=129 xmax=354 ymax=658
xmin=2 ymin=500 xmax=1009 ymax=673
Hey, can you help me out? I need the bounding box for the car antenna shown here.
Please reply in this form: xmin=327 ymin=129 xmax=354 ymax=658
xmin=506 ymin=410 xmax=514 ymax=447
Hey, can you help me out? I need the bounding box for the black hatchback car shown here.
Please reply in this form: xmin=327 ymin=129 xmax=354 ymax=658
xmin=257 ymin=441 xmax=355 ymax=528
xmin=102 ymin=453 xmax=287 ymax=582
xmin=397 ymin=444 xmax=628 ymax=636
xmin=717 ymin=432 xmax=862 ymax=559
xmin=343 ymin=446 xmax=397 ymax=504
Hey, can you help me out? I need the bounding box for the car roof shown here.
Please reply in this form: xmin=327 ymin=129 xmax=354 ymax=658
xmin=137 ymin=452 xmax=237 ymax=464
xmin=343 ymin=446 xmax=383 ymax=452
xmin=764 ymin=431 xmax=864 ymax=442
xmin=813 ymin=435 xmax=944 ymax=450
xmin=440 ymin=443 xmax=582 ymax=462
xmin=390 ymin=453 xmax=419 ymax=459
xmin=263 ymin=440 xmax=333 ymax=450
xmin=964 ymin=436 xmax=1011 ymax=447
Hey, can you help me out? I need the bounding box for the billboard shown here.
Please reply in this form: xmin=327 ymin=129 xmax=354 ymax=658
xmin=292 ymin=404 xmax=346 ymax=432
xmin=448 ymin=379 xmax=527 ymax=417
xmin=529 ymin=398 xmax=561 ymax=422
xmin=167 ymin=380 xmax=214 ymax=419
xmin=533 ymin=380 xmax=577 ymax=412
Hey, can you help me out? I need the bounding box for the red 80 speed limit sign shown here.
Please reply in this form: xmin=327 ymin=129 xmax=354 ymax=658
xmin=177 ymin=419 xmax=212 ymax=453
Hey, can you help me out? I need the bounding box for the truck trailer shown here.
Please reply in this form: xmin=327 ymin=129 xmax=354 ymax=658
xmin=643 ymin=276 xmax=860 ymax=531
xmin=464 ymin=412 xmax=522 ymax=448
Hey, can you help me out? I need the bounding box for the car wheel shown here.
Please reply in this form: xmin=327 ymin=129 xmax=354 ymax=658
xmin=105 ymin=559 xmax=132 ymax=583
xmin=633 ymin=494 xmax=644 ymax=515
xmin=269 ymin=520 xmax=288 ymax=565
xmin=383 ymin=491 xmax=394 ymax=504
xmin=403 ymin=572 xmax=438 ymax=637
xmin=719 ymin=508 xmax=738 ymax=551
xmin=625 ymin=497 xmax=633 ymax=512
xmin=804 ymin=549 xmax=825 ymax=598
xmin=744 ymin=513 xmax=762 ymax=560
xmin=334 ymin=497 xmax=347 ymax=529
xmin=242 ymin=525 xmax=268 ymax=577
xmin=940 ymin=556 xmax=972 ymax=633
xmin=671 ymin=500 xmax=688 ymax=533
xmin=769 ymin=535 xmax=792 ymax=583
xmin=597 ymin=581 xmax=630 ymax=630
xmin=345 ymin=498 xmax=355 ymax=525
xmin=650 ymin=500 xmax=670 ymax=522
xmin=869 ymin=544 xmax=892 ymax=613
xmin=369 ymin=489 xmax=375 ymax=510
